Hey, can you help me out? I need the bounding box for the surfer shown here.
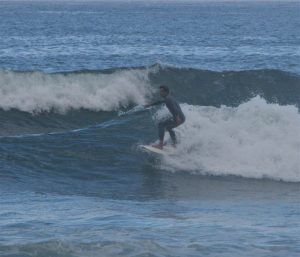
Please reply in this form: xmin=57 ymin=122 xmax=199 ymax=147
xmin=144 ymin=85 xmax=185 ymax=149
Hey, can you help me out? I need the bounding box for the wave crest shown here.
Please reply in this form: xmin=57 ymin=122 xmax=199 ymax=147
xmin=0 ymin=69 xmax=152 ymax=113
xmin=1 ymin=65 xmax=300 ymax=114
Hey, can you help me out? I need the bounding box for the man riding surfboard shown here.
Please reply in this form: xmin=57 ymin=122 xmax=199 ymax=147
xmin=145 ymin=85 xmax=185 ymax=150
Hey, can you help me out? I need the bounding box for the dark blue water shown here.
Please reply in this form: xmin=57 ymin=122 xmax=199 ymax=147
xmin=0 ymin=1 xmax=300 ymax=257
xmin=1 ymin=1 xmax=300 ymax=73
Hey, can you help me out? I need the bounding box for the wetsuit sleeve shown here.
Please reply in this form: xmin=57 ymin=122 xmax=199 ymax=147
xmin=148 ymin=100 xmax=165 ymax=107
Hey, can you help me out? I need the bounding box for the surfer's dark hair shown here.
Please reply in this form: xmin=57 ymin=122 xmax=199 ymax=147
xmin=159 ymin=85 xmax=169 ymax=93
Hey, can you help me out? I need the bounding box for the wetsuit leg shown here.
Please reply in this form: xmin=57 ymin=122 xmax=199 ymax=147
xmin=165 ymin=120 xmax=178 ymax=144
xmin=158 ymin=118 xmax=177 ymax=143
xmin=165 ymin=117 xmax=185 ymax=144
xmin=158 ymin=120 xmax=167 ymax=141
xmin=167 ymin=128 xmax=176 ymax=144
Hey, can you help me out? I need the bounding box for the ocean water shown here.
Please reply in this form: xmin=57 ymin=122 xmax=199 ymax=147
xmin=0 ymin=1 xmax=300 ymax=257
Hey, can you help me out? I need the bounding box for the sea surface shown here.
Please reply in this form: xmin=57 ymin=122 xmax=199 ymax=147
xmin=0 ymin=1 xmax=300 ymax=257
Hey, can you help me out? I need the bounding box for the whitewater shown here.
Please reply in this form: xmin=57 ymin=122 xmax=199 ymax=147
xmin=160 ymin=99 xmax=300 ymax=182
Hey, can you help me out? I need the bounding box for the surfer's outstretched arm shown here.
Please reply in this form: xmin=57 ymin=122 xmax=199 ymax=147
xmin=144 ymin=100 xmax=165 ymax=108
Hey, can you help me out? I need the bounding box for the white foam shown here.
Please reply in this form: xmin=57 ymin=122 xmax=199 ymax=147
xmin=0 ymin=69 xmax=153 ymax=113
xmin=156 ymin=97 xmax=300 ymax=182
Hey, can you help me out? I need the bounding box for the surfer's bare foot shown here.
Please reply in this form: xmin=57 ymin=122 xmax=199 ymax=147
xmin=152 ymin=144 xmax=163 ymax=150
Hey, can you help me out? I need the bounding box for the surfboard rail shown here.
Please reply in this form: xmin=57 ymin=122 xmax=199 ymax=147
xmin=140 ymin=145 xmax=175 ymax=155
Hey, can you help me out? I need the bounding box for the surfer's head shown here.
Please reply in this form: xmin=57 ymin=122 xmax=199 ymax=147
xmin=159 ymin=85 xmax=169 ymax=97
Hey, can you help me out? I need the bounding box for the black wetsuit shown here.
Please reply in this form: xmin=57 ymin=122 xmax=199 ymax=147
xmin=151 ymin=95 xmax=185 ymax=144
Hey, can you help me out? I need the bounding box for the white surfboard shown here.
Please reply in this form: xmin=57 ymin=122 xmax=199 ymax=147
xmin=141 ymin=145 xmax=175 ymax=155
